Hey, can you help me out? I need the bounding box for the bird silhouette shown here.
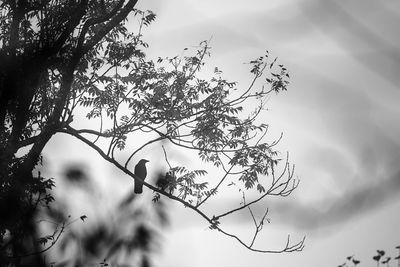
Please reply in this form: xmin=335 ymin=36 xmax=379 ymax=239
xmin=134 ymin=159 xmax=149 ymax=194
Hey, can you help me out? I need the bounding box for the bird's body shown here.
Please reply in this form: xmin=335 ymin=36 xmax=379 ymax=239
xmin=134 ymin=159 xmax=149 ymax=194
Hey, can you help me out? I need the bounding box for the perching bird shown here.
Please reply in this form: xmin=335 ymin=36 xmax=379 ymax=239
xmin=134 ymin=159 xmax=149 ymax=194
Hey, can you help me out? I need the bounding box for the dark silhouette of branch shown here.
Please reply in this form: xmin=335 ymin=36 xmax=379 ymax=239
xmin=5 ymin=215 xmax=85 ymax=260
xmin=125 ymin=136 xmax=165 ymax=168
xmin=243 ymin=193 xmax=270 ymax=248
xmin=214 ymin=155 xmax=298 ymax=220
xmin=196 ymin=165 xmax=233 ymax=208
xmin=1 ymin=3 xmax=302 ymax=259
xmin=76 ymin=0 xmax=125 ymax=50
xmin=60 ymin=126 xmax=304 ymax=253
xmin=82 ymin=0 xmax=139 ymax=55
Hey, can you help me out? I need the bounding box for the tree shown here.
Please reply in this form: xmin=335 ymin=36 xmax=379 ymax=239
xmin=0 ymin=0 xmax=304 ymax=264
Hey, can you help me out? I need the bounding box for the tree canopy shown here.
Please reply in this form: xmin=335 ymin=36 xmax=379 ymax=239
xmin=0 ymin=0 xmax=304 ymax=265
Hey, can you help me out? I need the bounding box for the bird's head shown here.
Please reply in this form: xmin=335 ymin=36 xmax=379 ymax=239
xmin=139 ymin=159 xmax=149 ymax=164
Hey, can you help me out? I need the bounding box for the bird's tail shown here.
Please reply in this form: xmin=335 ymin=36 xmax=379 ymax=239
xmin=134 ymin=179 xmax=143 ymax=194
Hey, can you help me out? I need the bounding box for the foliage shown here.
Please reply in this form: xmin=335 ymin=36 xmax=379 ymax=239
xmin=337 ymin=245 xmax=400 ymax=267
xmin=0 ymin=0 xmax=304 ymax=264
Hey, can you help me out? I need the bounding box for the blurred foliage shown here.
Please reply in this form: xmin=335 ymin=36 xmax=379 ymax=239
xmin=41 ymin=166 xmax=169 ymax=267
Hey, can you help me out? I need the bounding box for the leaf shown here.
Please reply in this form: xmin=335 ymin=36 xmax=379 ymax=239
xmin=269 ymin=57 xmax=277 ymax=69
xmin=38 ymin=237 xmax=48 ymax=245
xmin=257 ymin=184 xmax=265 ymax=193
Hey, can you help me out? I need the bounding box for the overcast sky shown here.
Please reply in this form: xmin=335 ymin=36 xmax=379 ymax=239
xmin=134 ymin=1 xmax=400 ymax=266
xmin=44 ymin=1 xmax=400 ymax=266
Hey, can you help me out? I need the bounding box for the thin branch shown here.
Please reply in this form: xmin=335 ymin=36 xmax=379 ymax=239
xmin=196 ymin=164 xmax=233 ymax=208
xmin=60 ymin=126 xmax=304 ymax=254
xmin=60 ymin=126 xmax=211 ymax=220
xmin=227 ymin=62 xmax=268 ymax=107
xmin=124 ymin=136 xmax=165 ymax=168
xmin=244 ymin=190 xmax=270 ymax=248
xmin=8 ymin=221 xmax=66 ymax=259
xmin=214 ymin=156 xmax=295 ymax=220
xmin=93 ymin=110 xmax=103 ymax=144
xmin=140 ymin=123 xmax=279 ymax=154
xmin=217 ymin=227 xmax=305 ymax=253
xmin=162 ymin=145 xmax=173 ymax=169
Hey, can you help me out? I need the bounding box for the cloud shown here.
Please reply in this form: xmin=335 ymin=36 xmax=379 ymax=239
xmin=272 ymin=170 xmax=400 ymax=231
xmin=298 ymin=0 xmax=400 ymax=86
xmin=267 ymin=75 xmax=400 ymax=232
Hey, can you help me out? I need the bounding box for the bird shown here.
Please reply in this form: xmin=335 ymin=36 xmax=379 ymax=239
xmin=134 ymin=159 xmax=149 ymax=194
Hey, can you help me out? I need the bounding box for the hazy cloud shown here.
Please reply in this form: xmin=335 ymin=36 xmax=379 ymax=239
xmin=272 ymin=170 xmax=400 ymax=231
xmin=299 ymin=0 xmax=400 ymax=86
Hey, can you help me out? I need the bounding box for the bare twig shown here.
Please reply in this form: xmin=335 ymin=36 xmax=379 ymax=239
xmin=124 ymin=136 xmax=165 ymax=168
xmin=59 ymin=126 xmax=305 ymax=254
xmin=162 ymin=145 xmax=173 ymax=169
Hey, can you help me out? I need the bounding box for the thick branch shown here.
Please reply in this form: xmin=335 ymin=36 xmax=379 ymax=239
xmin=17 ymin=135 xmax=39 ymax=149
xmin=82 ymin=0 xmax=139 ymax=55
xmin=21 ymin=57 xmax=79 ymax=173
xmin=77 ymin=0 xmax=125 ymax=50
xmin=61 ymin=125 xmax=209 ymax=218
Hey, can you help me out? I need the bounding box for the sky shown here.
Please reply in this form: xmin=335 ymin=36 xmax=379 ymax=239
xmin=43 ymin=0 xmax=400 ymax=266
